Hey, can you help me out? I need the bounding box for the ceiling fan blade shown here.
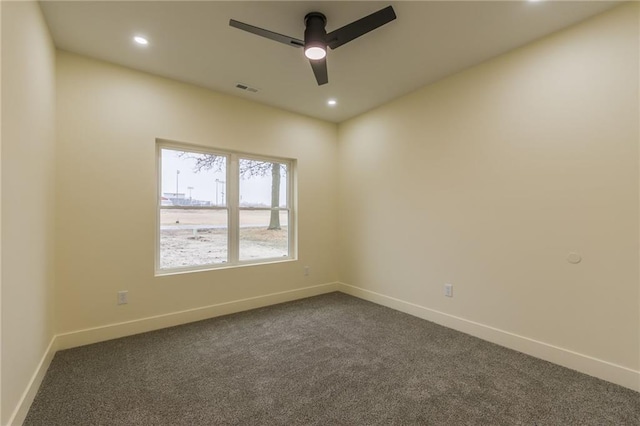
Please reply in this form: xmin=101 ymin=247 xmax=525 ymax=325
xmin=326 ymin=6 xmax=396 ymax=50
xmin=229 ymin=19 xmax=304 ymax=48
xmin=309 ymin=58 xmax=328 ymax=86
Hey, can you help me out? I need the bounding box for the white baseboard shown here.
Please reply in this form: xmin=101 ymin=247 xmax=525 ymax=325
xmin=337 ymin=282 xmax=640 ymax=392
xmin=10 ymin=281 xmax=636 ymax=425
xmin=56 ymin=282 xmax=339 ymax=350
xmin=6 ymin=336 xmax=58 ymax=426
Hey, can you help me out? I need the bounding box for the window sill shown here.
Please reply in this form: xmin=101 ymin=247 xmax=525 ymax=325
xmin=154 ymin=257 xmax=297 ymax=277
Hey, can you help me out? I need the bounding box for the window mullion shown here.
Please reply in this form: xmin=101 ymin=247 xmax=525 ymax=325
xmin=228 ymin=154 xmax=240 ymax=264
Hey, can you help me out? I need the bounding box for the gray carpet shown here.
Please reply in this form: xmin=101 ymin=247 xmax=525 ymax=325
xmin=25 ymin=292 xmax=639 ymax=425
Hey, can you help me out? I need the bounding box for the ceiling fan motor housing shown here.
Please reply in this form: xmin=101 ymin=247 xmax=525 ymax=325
xmin=304 ymin=12 xmax=327 ymax=53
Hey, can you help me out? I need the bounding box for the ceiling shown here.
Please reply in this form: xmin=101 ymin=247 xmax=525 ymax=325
xmin=40 ymin=1 xmax=620 ymax=123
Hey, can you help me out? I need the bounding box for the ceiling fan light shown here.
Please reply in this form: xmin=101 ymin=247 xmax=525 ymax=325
xmin=305 ymin=46 xmax=326 ymax=60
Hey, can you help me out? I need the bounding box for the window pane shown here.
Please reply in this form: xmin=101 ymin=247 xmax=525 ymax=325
xmin=161 ymin=148 xmax=227 ymax=206
xmin=239 ymin=210 xmax=289 ymax=261
xmin=160 ymin=209 xmax=228 ymax=269
xmin=239 ymin=159 xmax=287 ymax=208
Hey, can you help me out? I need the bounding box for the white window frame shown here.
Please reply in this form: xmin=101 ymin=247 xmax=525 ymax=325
xmin=156 ymin=139 xmax=296 ymax=275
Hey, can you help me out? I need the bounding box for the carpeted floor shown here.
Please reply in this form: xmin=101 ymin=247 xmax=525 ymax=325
xmin=25 ymin=292 xmax=639 ymax=425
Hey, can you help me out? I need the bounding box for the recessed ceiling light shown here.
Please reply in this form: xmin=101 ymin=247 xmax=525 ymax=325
xmin=134 ymin=36 xmax=149 ymax=45
xmin=327 ymin=99 xmax=337 ymax=106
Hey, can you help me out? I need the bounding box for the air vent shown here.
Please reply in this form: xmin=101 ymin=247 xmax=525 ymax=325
xmin=235 ymin=83 xmax=259 ymax=93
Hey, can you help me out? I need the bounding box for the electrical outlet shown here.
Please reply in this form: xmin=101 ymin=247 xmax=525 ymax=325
xmin=304 ymin=266 xmax=310 ymax=276
xmin=117 ymin=290 xmax=128 ymax=305
xmin=444 ymin=284 xmax=453 ymax=298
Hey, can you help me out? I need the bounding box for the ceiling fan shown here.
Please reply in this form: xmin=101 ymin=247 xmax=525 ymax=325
xmin=229 ymin=6 xmax=397 ymax=86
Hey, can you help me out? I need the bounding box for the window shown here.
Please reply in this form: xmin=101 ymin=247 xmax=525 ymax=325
xmin=156 ymin=141 xmax=295 ymax=274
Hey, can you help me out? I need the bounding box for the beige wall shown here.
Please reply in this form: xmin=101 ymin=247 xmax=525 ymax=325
xmin=1 ymin=1 xmax=57 ymax=424
xmin=338 ymin=3 xmax=639 ymax=373
xmin=55 ymin=52 xmax=338 ymax=334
